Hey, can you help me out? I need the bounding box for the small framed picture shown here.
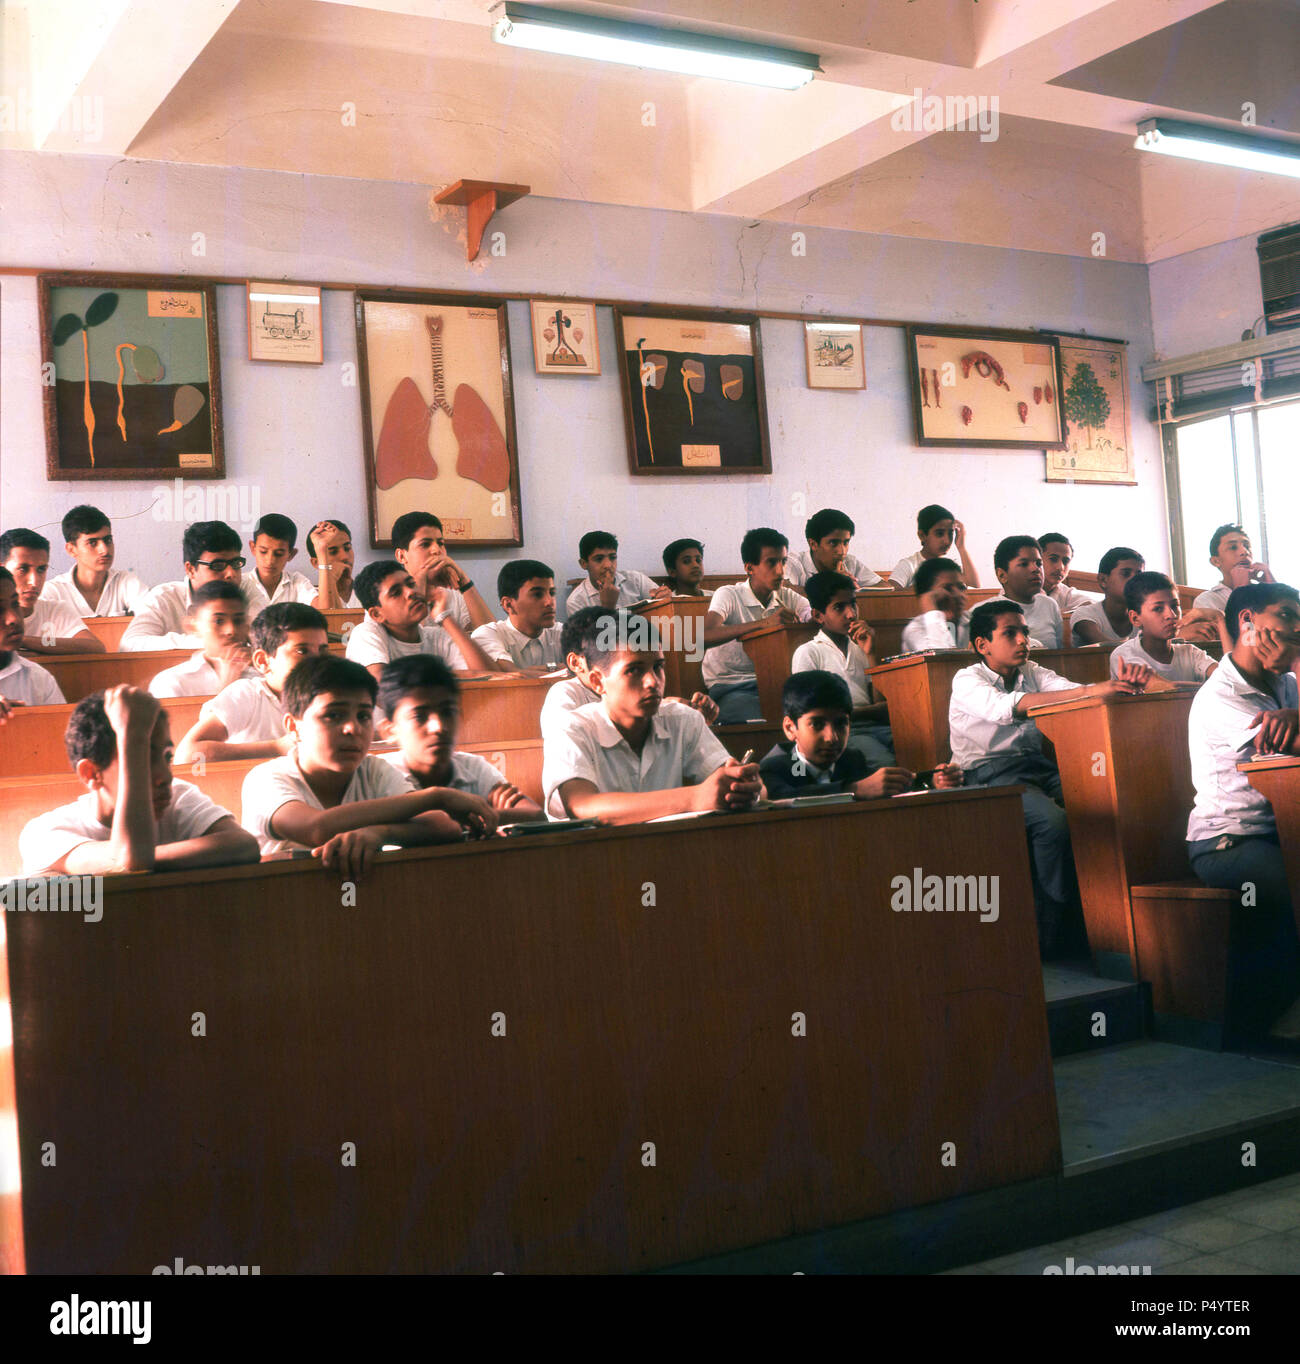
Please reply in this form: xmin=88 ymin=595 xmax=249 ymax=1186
xmin=804 ymin=322 xmax=865 ymax=389
xmin=247 ymin=282 xmax=323 ymax=363
xmin=530 ymin=299 xmax=600 ymax=375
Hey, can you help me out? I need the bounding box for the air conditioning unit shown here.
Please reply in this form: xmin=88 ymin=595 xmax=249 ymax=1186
xmin=1258 ymin=223 xmax=1300 ymax=333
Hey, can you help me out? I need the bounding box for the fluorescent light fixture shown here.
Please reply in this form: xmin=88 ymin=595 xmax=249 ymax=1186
xmin=492 ymin=3 xmax=820 ymax=90
xmin=1135 ymin=118 xmax=1300 ymax=179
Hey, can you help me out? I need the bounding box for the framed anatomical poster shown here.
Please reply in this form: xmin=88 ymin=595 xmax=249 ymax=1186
xmin=614 ymin=308 xmax=771 ymax=475
xmin=1045 ymin=334 xmax=1136 ymax=484
xmin=355 ymin=291 xmax=522 ymax=548
xmin=40 ymin=273 xmax=224 ymax=480
xmin=530 ymin=299 xmax=600 ymax=375
xmin=905 ymin=324 xmax=1066 ymax=449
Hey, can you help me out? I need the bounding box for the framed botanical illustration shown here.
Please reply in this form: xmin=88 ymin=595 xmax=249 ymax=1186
xmin=905 ymin=324 xmax=1066 ymax=449
xmin=247 ymin=281 xmax=323 ymax=364
xmin=354 ymin=291 xmax=522 ymax=548
xmin=530 ymin=299 xmax=600 ymax=375
xmin=40 ymin=273 xmax=224 ymax=480
xmin=804 ymin=322 xmax=865 ymax=389
xmin=1045 ymin=334 xmax=1136 ymax=484
xmin=614 ymin=308 xmax=771 ymax=475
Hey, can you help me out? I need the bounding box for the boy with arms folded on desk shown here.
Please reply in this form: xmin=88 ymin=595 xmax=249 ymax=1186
xmin=148 ymin=581 xmax=258 ymax=698
xmin=471 ymin=560 xmax=564 ymax=672
xmin=46 ymin=505 xmax=149 ymax=617
xmin=307 ymin=519 xmax=359 ymax=610
xmin=791 ymin=570 xmax=894 ymax=765
xmin=543 ymin=609 xmax=761 ymax=823
xmin=240 ymin=655 xmax=465 ymax=876
xmin=241 ymin=513 xmax=317 ymax=614
xmin=378 ymin=655 xmax=544 ymax=826
xmin=783 ymin=508 xmax=884 ymax=591
xmin=1110 ymin=572 xmax=1218 ymax=684
xmin=391 ymin=511 xmax=495 ymax=631
xmin=889 ymin=503 xmax=981 ymax=590
xmin=703 ymin=528 xmax=812 ymax=723
xmin=1070 ymin=547 xmax=1144 ymax=645
xmin=175 ymin=602 xmax=330 ymax=763
xmin=0 ymin=527 xmax=103 ymax=654
xmin=992 ymin=535 xmax=1064 ymax=649
xmin=950 ymin=599 xmax=1153 ymax=956
xmin=1039 ymin=533 xmax=1098 ymax=617
xmin=0 ymin=566 xmax=65 ymax=717
xmin=662 ymin=538 xmax=706 ymax=596
xmin=122 ymin=520 xmax=244 ymax=651
xmin=901 ymin=557 xmax=971 ymax=652
xmin=19 ymin=685 xmax=258 ymax=876
xmin=760 ymin=671 xmax=958 ymax=800
xmin=565 ymin=530 xmax=671 ymax=617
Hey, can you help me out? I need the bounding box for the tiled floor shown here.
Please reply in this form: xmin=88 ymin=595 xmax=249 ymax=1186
xmin=947 ymin=1173 xmax=1300 ymax=1274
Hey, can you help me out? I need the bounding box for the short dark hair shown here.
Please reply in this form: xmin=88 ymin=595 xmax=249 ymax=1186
xmin=1224 ymin=582 xmax=1300 ymax=644
xmin=805 ymin=570 xmax=857 ymax=613
xmin=354 ymin=559 xmax=407 ymax=610
xmin=0 ymin=528 xmax=50 ymax=558
xmin=1123 ymin=571 xmax=1176 ymax=614
xmin=498 ymin=559 xmax=554 ymax=601
xmin=741 ymin=527 xmax=787 ymax=566
xmin=578 ymin=530 xmax=617 ymax=561
xmin=561 ymin=605 xmax=614 ymax=661
xmin=377 ymin=654 xmax=459 ymax=717
xmin=61 ymin=506 xmax=111 ymax=543
xmin=182 ymin=520 xmax=240 ymax=565
xmin=1038 ymin=532 xmax=1072 ymax=553
xmin=572 ymin=608 xmax=636 ymax=670
xmin=1210 ymin=523 xmax=1248 ymax=560
xmin=994 ymin=535 xmax=1039 ymax=573
xmin=0 ymin=566 xmax=13 ymax=588
xmin=913 ymin=556 xmax=962 ymax=596
xmin=782 ymin=669 xmax=852 ymax=722
xmin=252 ymin=602 xmax=328 ymax=654
xmin=662 ymin=537 xmax=704 ymax=575
xmin=804 ymin=509 xmax=854 ymax=542
xmin=282 ymin=654 xmax=377 ymax=718
xmin=252 ymin=513 xmax=298 ymax=546
xmin=306 ymin=519 xmax=350 ymax=560
xmin=188 ymin=580 xmax=247 ymax=612
xmin=391 ymin=511 xmax=442 ymax=549
xmin=65 ymin=692 xmax=117 ymax=769
xmin=969 ymin=598 xmax=1024 ymax=645
xmin=917 ymin=504 xmax=954 ymax=534
xmin=1099 ymin=546 xmax=1144 ymax=577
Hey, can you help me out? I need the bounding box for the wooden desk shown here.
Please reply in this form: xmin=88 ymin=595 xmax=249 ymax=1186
xmin=1032 ymin=690 xmax=1197 ymax=978
xmin=0 ymin=697 xmax=208 ymax=779
xmin=320 ymin=607 xmax=364 ymax=638
xmin=458 ymin=674 xmax=552 ymax=744
xmin=3 ymin=787 xmax=1057 ymax=1274
xmin=868 ymin=646 xmax=1117 ymax=772
xmin=633 ymin=596 xmax=709 ymax=700
xmin=36 ymin=648 xmax=195 ymax=702
xmin=740 ymin=619 xmax=818 ymax=723
xmin=1241 ymin=754 xmax=1300 ymax=928
xmin=81 ymin=616 xmax=131 ymax=650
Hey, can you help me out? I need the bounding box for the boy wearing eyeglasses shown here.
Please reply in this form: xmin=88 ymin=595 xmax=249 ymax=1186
xmin=121 ymin=521 xmax=248 ymax=651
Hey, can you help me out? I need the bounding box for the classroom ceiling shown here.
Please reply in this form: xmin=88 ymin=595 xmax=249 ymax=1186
xmin=4 ymin=0 xmax=1300 ymax=264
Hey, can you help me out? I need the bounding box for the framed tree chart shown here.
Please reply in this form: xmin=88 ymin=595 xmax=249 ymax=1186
xmin=1045 ymin=334 xmax=1135 ymax=484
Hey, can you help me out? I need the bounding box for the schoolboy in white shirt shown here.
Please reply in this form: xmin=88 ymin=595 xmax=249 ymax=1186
xmin=147 ymin=581 xmax=259 ymax=697
xmin=307 ymin=519 xmax=361 ymax=610
xmin=391 ymin=511 xmax=495 ymax=631
xmin=241 ymin=512 xmax=318 ymax=614
xmin=471 ymin=559 xmax=564 ymax=671
xmin=122 ymin=520 xmax=245 ymax=650
xmin=889 ymin=503 xmax=981 ymax=590
xmin=564 ymin=530 xmax=670 ymax=617
xmin=783 ymin=508 xmax=884 ymax=590
xmin=543 ymin=609 xmax=761 ymax=822
xmin=702 ymin=527 xmax=813 ymax=723
xmin=47 ymin=505 xmax=149 ymax=617
xmin=19 ymin=685 xmax=258 ymax=875
xmin=1 ymin=527 xmax=103 ymax=654
xmin=1110 ymin=572 xmax=1217 ymax=683
xmin=1070 ymin=546 xmax=1144 ymax=645
xmin=175 ymin=602 xmax=331 ymax=763
xmin=662 ymin=538 xmax=706 ymax=596
xmin=239 ymin=654 xmax=465 ymax=873
xmin=992 ymin=535 xmax=1064 ymax=649
xmin=901 ymin=557 xmax=971 ymax=652
xmin=1038 ymin=533 xmax=1100 ymax=616
xmin=1193 ymin=523 xmax=1274 ymax=616
xmin=0 ymin=566 xmax=65 ymax=718
xmin=950 ymin=598 xmax=1152 ymax=955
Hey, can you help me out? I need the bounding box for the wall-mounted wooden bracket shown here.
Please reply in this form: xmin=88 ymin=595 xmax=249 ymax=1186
xmin=433 ymin=179 xmax=531 ymax=261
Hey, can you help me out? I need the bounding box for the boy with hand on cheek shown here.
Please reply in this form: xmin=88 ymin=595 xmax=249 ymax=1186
xmin=890 ymin=503 xmax=981 ymax=590
xmin=239 ymin=654 xmax=465 ymax=877
xmin=391 ymin=511 xmax=494 ymax=630
xmin=1194 ymin=524 xmax=1274 ymax=617
xmin=148 ymin=581 xmax=257 ymax=698
xmin=0 ymin=566 xmax=65 ymax=719
xmin=565 ymin=531 xmax=671 ymax=617
xmin=785 ymin=509 xmax=884 ymax=590
xmin=901 ymin=557 xmax=971 ymax=652
xmin=308 ymin=519 xmax=358 ymax=610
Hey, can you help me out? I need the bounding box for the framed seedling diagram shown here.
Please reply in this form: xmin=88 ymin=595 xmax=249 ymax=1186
xmin=40 ymin=273 xmax=224 ymax=480
xmin=614 ymin=308 xmax=771 ymax=475
xmin=905 ymin=324 xmax=1066 ymax=449
xmin=355 ymin=291 xmax=523 ymax=548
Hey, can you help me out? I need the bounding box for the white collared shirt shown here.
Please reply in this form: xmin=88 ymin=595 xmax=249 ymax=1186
xmin=1186 ymin=656 xmax=1299 ymax=842
xmin=199 ymin=677 xmax=285 ymax=741
xmin=564 ymin=569 xmax=661 ymax=618
xmin=0 ymin=652 xmax=64 ymax=705
xmin=1048 ymin=581 xmax=1100 ymax=615
xmin=543 ymin=698 xmax=731 ymax=819
xmin=785 ymin=550 xmax=883 ymax=589
xmin=790 ymin=628 xmax=872 ymax=707
xmin=240 ymin=570 xmax=318 ymax=616
xmin=344 ymin=614 xmax=464 ymax=670
xmin=471 ymin=619 xmax=564 ymax=669
xmin=383 ymin=748 xmax=506 ymax=797
xmin=1001 ymin=592 xmax=1064 ymax=649
xmin=148 ymin=651 xmax=258 ymax=698
xmin=541 ymin=674 xmax=599 ymax=740
xmin=121 ymin=580 xmax=199 ymax=651
xmin=702 ymin=580 xmax=812 ymax=688
xmin=888 ymin=550 xmax=928 ymax=589
xmin=1111 ymin=636 xmax=1216 ymax=683
xmin=901 ymin=610 xmax=971 ymax=654
xmin=25 ymin=595 xmax=92 ymax=645
xmin=948 ymin=658 xmax=1076 ymax=768
xmin=1069 ymin=599 xmax=1135 ymax=646
xmin=1193 ymin=582 xmax=1232 ymax=614
xmin=46 ymin=567 xmax=149 ymax=617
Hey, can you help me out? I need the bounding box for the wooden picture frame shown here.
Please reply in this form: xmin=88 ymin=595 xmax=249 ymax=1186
xmin=530 ymin=299 xmax=600 ymax=375
xmin=614 ymin=307 xmax=771 ymax=475
xmin=40 ymin=273 xmax=224 ymax=480
xmin=247 ymin=281 xmax=323 ymax=364
xmin=804 ymin=322 xmax=865 ymax=390
xmin=354 ymin=290 xmax=522 ymax=549
xmin=905 ymin=324 xmax=1066 ymax=449
xmin=1045 ymin=334 xmax=1136 ymax=485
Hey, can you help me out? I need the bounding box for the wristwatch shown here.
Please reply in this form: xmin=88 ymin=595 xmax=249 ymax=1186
xmin=458 ymin=578 xmax=473 ymax=592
